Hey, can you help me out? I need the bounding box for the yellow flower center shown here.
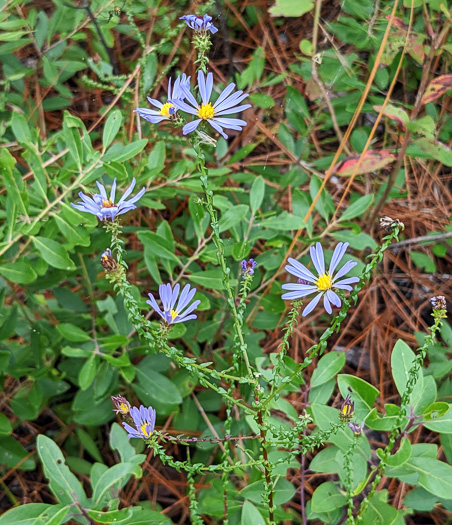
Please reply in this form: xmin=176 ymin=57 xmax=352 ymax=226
xmin=170 ymin=309 xmax=178 ymax=320
xmin=160 ymin=102 xmax=175 ymax=117
xmin=102 ymin=199 xmax=114 ymax=208
xmin=141 ymin=424 xmax=152 ymax=437
xmin=119 ymin=403 xmax=129 ymax=414
xmin=198 ymin=103 xmax=215 ymax=120
xmin=316 ymin=273 xmax=332 ymax=291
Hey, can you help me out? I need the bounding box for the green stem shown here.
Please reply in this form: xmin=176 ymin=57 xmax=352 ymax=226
xmin=105 ymin=221 xmax=256 ymax=416
xmin=193 ymin=144 xmax=253 ymax=378
xmin=269 ymin=300 xmax=302 ymax=399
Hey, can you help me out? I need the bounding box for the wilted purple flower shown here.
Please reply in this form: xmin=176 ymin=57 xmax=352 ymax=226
xmin=172 ymin=71 xmax=251 ymax=139
xmin=122 ymin=405 xmax=156 ymax=439
xmin=339 ymin=395 xmax=354 ymax=422
xmin=430 ymin=295 xmax=446 ymax=311
xmin=180 ymin=14 xmax=218 ymax=34
xmin=281 ymin=242 xmax=360 ymax=317
xmin=135 ymin=74 xmax=190 ymax=124
xmin=71 ymin=178 xmax=145 ymax=221
xmin=241 ymin=259 xmax=257 ymax=277
xmin=147 ymin=283 xmax=201 ymax=324
xmin=111 ymin=395 xmax=131 ymax=415
xmin=348 ymin=421 xmax=364 ymax=437
xmin=101 ymin=248 xmax=118 ymax=271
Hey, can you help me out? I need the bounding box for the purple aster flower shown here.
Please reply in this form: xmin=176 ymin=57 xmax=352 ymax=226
xmin=134 ymin=74 xmax=190 ymax=124
xmin=71 ymin=178 xmax=145 ymax=221
xmin=146 ymin=283 xmax=201 ymax=324
xmin=172 ymin=71 xmax=251 ymax=139
xmin=241 ymin=259 xmax=257 ymax=277
xmin=281 ymin=242 xmax=360 ymax=317
xmin=122 ymin=405 xmax=156 ymax=439
xmin=348 ymin=421 xmax=365 ymax=437
xmin=180 ymin=14 xmax=218 ymax=34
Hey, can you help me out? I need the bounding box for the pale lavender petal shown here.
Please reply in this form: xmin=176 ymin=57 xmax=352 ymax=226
xmin=96 ymin=181 xmax=108 ymax=201
xmin=281 ymin=291 xmax=309 ymax=301
xmin=334 ymin=276 xmax=360 ymax=286
xmin=169 ymin=283 xmax=180 ymax=311
xmin=198 ymin=70 xmax=207 ymax=105
xmin=110 ymin=178 xmax=117 ymax=203
xmin=177 ymin=299 xmax=200 ymax=319
xmin=334 ymin=260 xmax=358 ymax=281
xmin=208 ymin=119 xmax=228 ymax=139
xmin=182 ymin=119 xmax=202 ymax=134
xmin=146 ymin=97 xmax=163 ymax=109
xmin=172 ymin=99 xmax=199 ymax=115
xmin=174 ymin=314 xmax=197 ymax=323
xmin=117 ymin=178 xmax=137 ymax=204
xmin=204 ymin=72 xmax=213 ymax=104
xmin=326 ymin=290 xmax=341 ymax=308
xmin=285 ymin=257 xmax=317 ymax=283
xmin=310 ymin=243 xmax=325 ymax=275
xmin=329 ymin=242 xmax=348 ymax=275
xmin=302 ymin=293 xmax=323 ymax=316
xmin=213 ymin=83 xmax=236 ymax=108
xmin=214 ymin=104 xmax=251 ymax=116
xmin=323 ymin=294 xmax=332 ymax=314
xmin=281 ymin=283 xmax=318 ymax=293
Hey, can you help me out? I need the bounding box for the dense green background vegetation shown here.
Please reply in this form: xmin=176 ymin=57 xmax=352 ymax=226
xmin=0 ymin=0 xmax=451 ymax=523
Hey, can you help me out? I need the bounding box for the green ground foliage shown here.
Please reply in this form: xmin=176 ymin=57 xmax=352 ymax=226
xmin=0 ymin=0 xmax=452 ymax=523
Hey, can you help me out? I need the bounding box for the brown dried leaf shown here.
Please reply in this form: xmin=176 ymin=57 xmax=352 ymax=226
xmin=333 ymin=150 xmax=396 ymax=177
xmin=421 ymin=75 xmax=452 ymax=105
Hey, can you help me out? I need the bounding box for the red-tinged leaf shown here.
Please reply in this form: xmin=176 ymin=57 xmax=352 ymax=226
xmin=374 ymin=103 xmax=409 ymax=129
xmin=333 ymin=150 xmax=396 ymax=177
xmin=387 ymin=15 xmax=408 ymax=31
xmin=421 ymin=75 xmax=452 ymax=105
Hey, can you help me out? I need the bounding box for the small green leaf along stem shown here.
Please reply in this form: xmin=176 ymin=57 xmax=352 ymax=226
xmin=192 ymin=142 xmax=254 ymax=379
xmin=343 ymin=437 xmax=359 ymax=523
xmin=105 ymin=221 xmax=256 ymax=416
xmin=354 ymin=311 xmax=446 ymax=523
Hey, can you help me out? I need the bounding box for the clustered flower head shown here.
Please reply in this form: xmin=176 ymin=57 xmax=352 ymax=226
xmin=173 ymin=71 xmax=251 ymax=139
xmin=122 ymin=405 xmax=156 ymax=439
xmin=71 ymin=178 xmax=145 ymax=221
xmin=339 ymin=394 xmax=354 ymax=422
xmin=348 ymin=421 xmax=365 ymax=437
xmin=147 ymin=283 xmax=201 ymax=325
xmin=241 ymin=258 xmax=257 ymax=277
xmin=111 ymin=395 xmax=131 ymax=415
xmin=135 ymin=75 xmax=190 ymax=124
xmin=430 ymin=295 xmax=446 ymax=311
xmin=281 ymin=242 xmax=360 ymax=317
xmin=180 ymin=14 xmax=218 ymax=34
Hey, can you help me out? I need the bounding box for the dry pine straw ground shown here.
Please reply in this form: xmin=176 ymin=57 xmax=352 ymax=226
xmin=4 ymin=0 xmax=452 ymax=523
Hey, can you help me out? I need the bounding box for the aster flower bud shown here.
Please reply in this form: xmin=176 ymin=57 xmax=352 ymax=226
xmin=111 ymin=395 xmax=131 ymax=415
xmin=241 ymin=258 xmax=257 ymax=277
xmin=379 ymin=216 xmax=404 ymax=232
xmin=101 ymin=248 xmax=118 ymax=271
xmin=348 ymin=421 xmax=365 ymax=437
xmin=339 ymin=395 xmax=354 ymax=422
